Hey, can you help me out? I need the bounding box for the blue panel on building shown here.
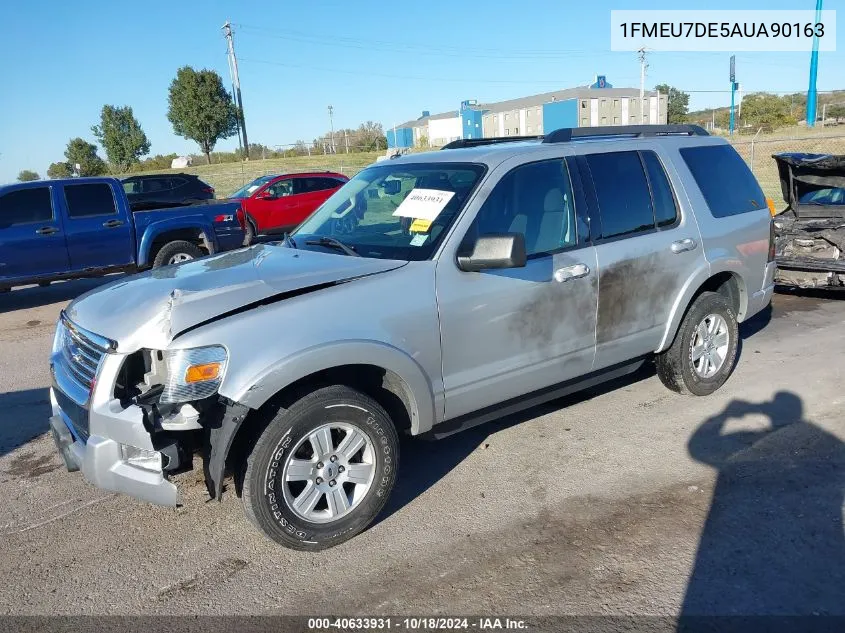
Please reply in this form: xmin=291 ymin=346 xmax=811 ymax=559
xmin=542 ymin=99 xmax=578 ymax=134
xmin=387 ymin=128 xmax=414 ymax=149
xmin=461 ymin=108 xmax=484 ymax=140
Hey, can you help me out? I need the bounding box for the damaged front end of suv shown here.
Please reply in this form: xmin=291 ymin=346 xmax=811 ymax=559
xmin=773 ymin=153 xmax=845 ymax=289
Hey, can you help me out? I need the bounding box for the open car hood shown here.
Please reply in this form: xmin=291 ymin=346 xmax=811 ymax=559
xmin=65 ymin=245 xmax=407 ymax=352
xmin=774 ymin=153 xmax=845 ymax=218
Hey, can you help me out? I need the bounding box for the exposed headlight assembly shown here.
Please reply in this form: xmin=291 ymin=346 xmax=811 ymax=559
xmin=160 ymin=345 xmax=228 ymax=404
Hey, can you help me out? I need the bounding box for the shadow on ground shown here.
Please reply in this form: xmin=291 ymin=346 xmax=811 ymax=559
xmin=0 ymin=388 xmax=51 ymax=459
xmin=681 ymin=391 xmax=845 ymax=616
xmin=0 ymin=276 xmax=118 ymax=314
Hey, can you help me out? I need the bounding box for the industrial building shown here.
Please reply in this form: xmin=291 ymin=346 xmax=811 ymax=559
xmin=386 ymin=76 xmax=668 ymax=148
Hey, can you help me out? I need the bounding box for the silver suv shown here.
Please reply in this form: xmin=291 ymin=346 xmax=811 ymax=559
xmin=49 ymin=125 xmax=775 ymax=550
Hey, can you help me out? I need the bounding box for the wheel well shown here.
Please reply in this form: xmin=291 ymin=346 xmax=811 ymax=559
xmin=226 ymin=364 xmax=414 ymax=493
xmin=696 ymin=272 xmax=745 ymax=318
xmin=150 ymin=229 xmax=210 ymax=262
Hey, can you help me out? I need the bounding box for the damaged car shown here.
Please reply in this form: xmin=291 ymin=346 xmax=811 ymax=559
xmin=48 ymin=125 xmax=775 ymax=551
xmin=773 ymin=152 xmax=845 ymax=288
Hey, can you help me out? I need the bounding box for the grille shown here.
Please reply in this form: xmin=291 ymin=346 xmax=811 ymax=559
xmin=57 ymin=317 xmax=109 ymax=396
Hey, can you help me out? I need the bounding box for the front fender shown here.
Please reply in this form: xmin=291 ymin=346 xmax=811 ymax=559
xmin=137 ymin=216 xmax=218 ymax=267
xmin=224 ymin=340 xmax=438 ymax=436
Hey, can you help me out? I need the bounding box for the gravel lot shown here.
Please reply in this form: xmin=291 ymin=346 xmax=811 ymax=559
xmin=0 ymin=278 xmax=843 ymax=616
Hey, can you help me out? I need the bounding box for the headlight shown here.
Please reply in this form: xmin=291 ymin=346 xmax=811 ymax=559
xmin=160 ymin=345 xmax=228 ymax=404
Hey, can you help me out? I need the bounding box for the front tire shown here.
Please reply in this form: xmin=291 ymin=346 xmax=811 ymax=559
xmin=241 ymin=385 xmax=399 ymax=551
xmin=656 ymin=291 xmax=739 ymax=396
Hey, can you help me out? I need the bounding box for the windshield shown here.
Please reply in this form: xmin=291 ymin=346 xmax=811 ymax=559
xmin=229 ymin=175 xmax=277 ymax=199
xmin=293 ymin=162 xmax=485 ymax=261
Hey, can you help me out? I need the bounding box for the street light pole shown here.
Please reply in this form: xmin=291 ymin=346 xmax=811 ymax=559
xmin=328 ymin=105 xmax=336 ymax=154
xmin=806 ymin=0 xmax=823 ymax=127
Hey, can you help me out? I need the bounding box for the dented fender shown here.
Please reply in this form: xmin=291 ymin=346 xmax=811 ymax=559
xmin=224 ymin=340 xmax=438 ymax=436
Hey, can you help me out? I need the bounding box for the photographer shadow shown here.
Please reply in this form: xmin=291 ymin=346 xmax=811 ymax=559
xmin=681 ymin=391 xmax=845 ymax=616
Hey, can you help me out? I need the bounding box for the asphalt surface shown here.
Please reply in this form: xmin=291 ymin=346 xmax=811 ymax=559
xmin=0 ymin=277 xmax=843 ymax=616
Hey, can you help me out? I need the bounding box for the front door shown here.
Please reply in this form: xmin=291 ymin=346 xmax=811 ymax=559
xmin=251 ymin=178 xmax=296 ymax=233
xmin=0 ymin=185 xmax=69 ymax=281
xmin=437 ymin=156 xmax=598 ymax=420
xmin=578 ymin=149 xmax=705 ymax=369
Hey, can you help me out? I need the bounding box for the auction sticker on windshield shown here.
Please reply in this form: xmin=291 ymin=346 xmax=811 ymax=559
xmin=393 ymin=189 xmax=455 ymax=221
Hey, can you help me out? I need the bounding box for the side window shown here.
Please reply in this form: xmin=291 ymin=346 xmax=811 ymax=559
xmin=64 ymin=183 xmax=117 ymax=218
xmin=680 ymin=144 xmax=765 ymax=217
xmin=268 ymin=179 xmax=293 ymax=198
xmin=170 ymin=177 xmax=188 ymax=189
xmin=141 ymin=177 xmax=171 ymax=193
xmin=122 ymin=179 xmax=140 ymax=194
xmin=586 ymin=151 xmax=654 ymax=239
xmin=465 ymin=158 xmax=577 ymax=257
xmin=641 ymin=151 xmax=679 ymax=227
xmin=0 ymin=187 xmax=53 ymax=226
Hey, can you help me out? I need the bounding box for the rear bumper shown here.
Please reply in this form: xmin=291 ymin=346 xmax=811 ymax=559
xmin=746 ymin=261 xmax=777 ymax=320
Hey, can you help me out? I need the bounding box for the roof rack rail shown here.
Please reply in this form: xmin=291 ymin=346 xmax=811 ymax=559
xmin=441 ymin=135 xmax=542 ymax=150
xmin=543 ymin=124 xmax=709 ymax=144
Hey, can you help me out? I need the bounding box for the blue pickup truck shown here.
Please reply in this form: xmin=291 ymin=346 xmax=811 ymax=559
xmin=0 ymin=177 xmax=245 ymax=291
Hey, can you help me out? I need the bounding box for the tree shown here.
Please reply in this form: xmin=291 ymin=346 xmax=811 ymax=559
xmin=356 ymin=121 xmax=387 ymax=151
xmin=64 ymin=137 xmax=107 ymax=176
xmin=740 ymin=93 xmax=796 ymax=129
xmin=91 ymin=105 xmax=150 ymax=172
xmin=167 ymin=66 xmax=239 ymax=165
xmin=654 ymin=84 xmax=690 ymax=124
xmin=827 ymin=104 xmax=845 ymax=120
xmin=47 ymin=162 xmax=73 ymax=179
xmin=17 ymin=169 xmax=40 ymax=182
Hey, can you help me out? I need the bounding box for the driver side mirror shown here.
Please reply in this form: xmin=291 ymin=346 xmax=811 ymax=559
xmin=256 ymin=190 xmax=275 ymax=200
xmin=457 ymin=233 xmax=527 ymax=272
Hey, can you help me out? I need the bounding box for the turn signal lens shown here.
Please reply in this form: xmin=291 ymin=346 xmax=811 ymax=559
xmin=185 ymin=362 xmax=222 ymax=383
xmin=766 ymin=198 xmax=777 ymax=216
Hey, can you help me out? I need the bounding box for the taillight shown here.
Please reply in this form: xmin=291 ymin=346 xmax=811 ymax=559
xmin=235 ymin=207 xmax=245 ymax=229
xmin=768 ymin=219 xmax=776 ymax=262
xmin=203 ymin=187 xmax=215 ymax=194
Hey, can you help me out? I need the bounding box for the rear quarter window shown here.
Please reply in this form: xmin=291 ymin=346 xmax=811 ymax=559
xmin=680 ymin=144 xmax=765 ymax=218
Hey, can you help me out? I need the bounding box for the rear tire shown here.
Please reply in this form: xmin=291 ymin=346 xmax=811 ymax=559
xmin=152 ymin=240 xmax=204 ymax=268
xmin=656 ymin=291 xmax=739 ymax=396
xmin=241 ymin=385 xmax=399 ymax=551
xmin=244 ymin=217 xmax=257 ymax=246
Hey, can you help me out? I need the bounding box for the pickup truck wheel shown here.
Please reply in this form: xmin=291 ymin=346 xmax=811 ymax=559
xmin=656 ymin=291 xmax=739 ymax=396
xmin=152 ymin=241 xmax=204 ymax=268
xmin=241 ymin=385 xmax=399 ymax=551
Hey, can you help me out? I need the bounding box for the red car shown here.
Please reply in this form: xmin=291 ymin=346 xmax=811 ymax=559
xmin=229 ymin=172 xmax=349 ymax=242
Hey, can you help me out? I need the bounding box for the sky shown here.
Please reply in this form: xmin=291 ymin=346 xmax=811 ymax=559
xmin=1 ymin=0 xmax=842 ymax=183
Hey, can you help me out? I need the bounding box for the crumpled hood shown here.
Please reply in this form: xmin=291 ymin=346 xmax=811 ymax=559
xmin=65 ymin=245 xmax=406 ymax=352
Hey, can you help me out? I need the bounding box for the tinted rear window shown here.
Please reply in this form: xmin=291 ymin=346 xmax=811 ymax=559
xmin=680 ymin=144 xmax=765 ymax=217
xmin=642 ymin=151 xmax=678 ymax=227
xmin=64 ymin=183 xmax=117 ymax=218
xmin=0 ymin=187 xmax=53 ymax=226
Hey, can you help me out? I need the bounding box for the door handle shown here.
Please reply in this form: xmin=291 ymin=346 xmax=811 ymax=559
xmin=553 ymin=263 xmax=590 ymax=283
xmin=35 ymin=226 xmax=59 ymax=235
xmin=102 ymin=219 xmax=125 ymax=228
xmin=671 ymin=238 xmax=697 ymax=253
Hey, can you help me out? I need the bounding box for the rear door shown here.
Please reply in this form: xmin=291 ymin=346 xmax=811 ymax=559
xmin=290 ymin=177 xmax=344 ymax=225
xmin=580 ymin=148 xmax=704 ymax=370
xmin=60 ymin=181 xmax=134 ymax=270
xmin=0 ymin=185 xmax=69 ymax=281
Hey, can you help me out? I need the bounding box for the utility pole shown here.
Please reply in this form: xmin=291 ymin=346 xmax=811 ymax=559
xmin=806 ymin=0 xmax=823 ymax=127
xmin=223 ymin=21 xmax=249 ymax=159
xmin=328 ymin=105 xmax=336 ymax=154
xmin=638 ymin=48 xmax=648 ymax=124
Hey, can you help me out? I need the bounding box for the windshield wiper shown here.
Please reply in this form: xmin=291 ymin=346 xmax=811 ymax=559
xmin=282 ymin=232 xmax=297 ymax=249
xmin=304 ymin=236 xmax=360 ymax=257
